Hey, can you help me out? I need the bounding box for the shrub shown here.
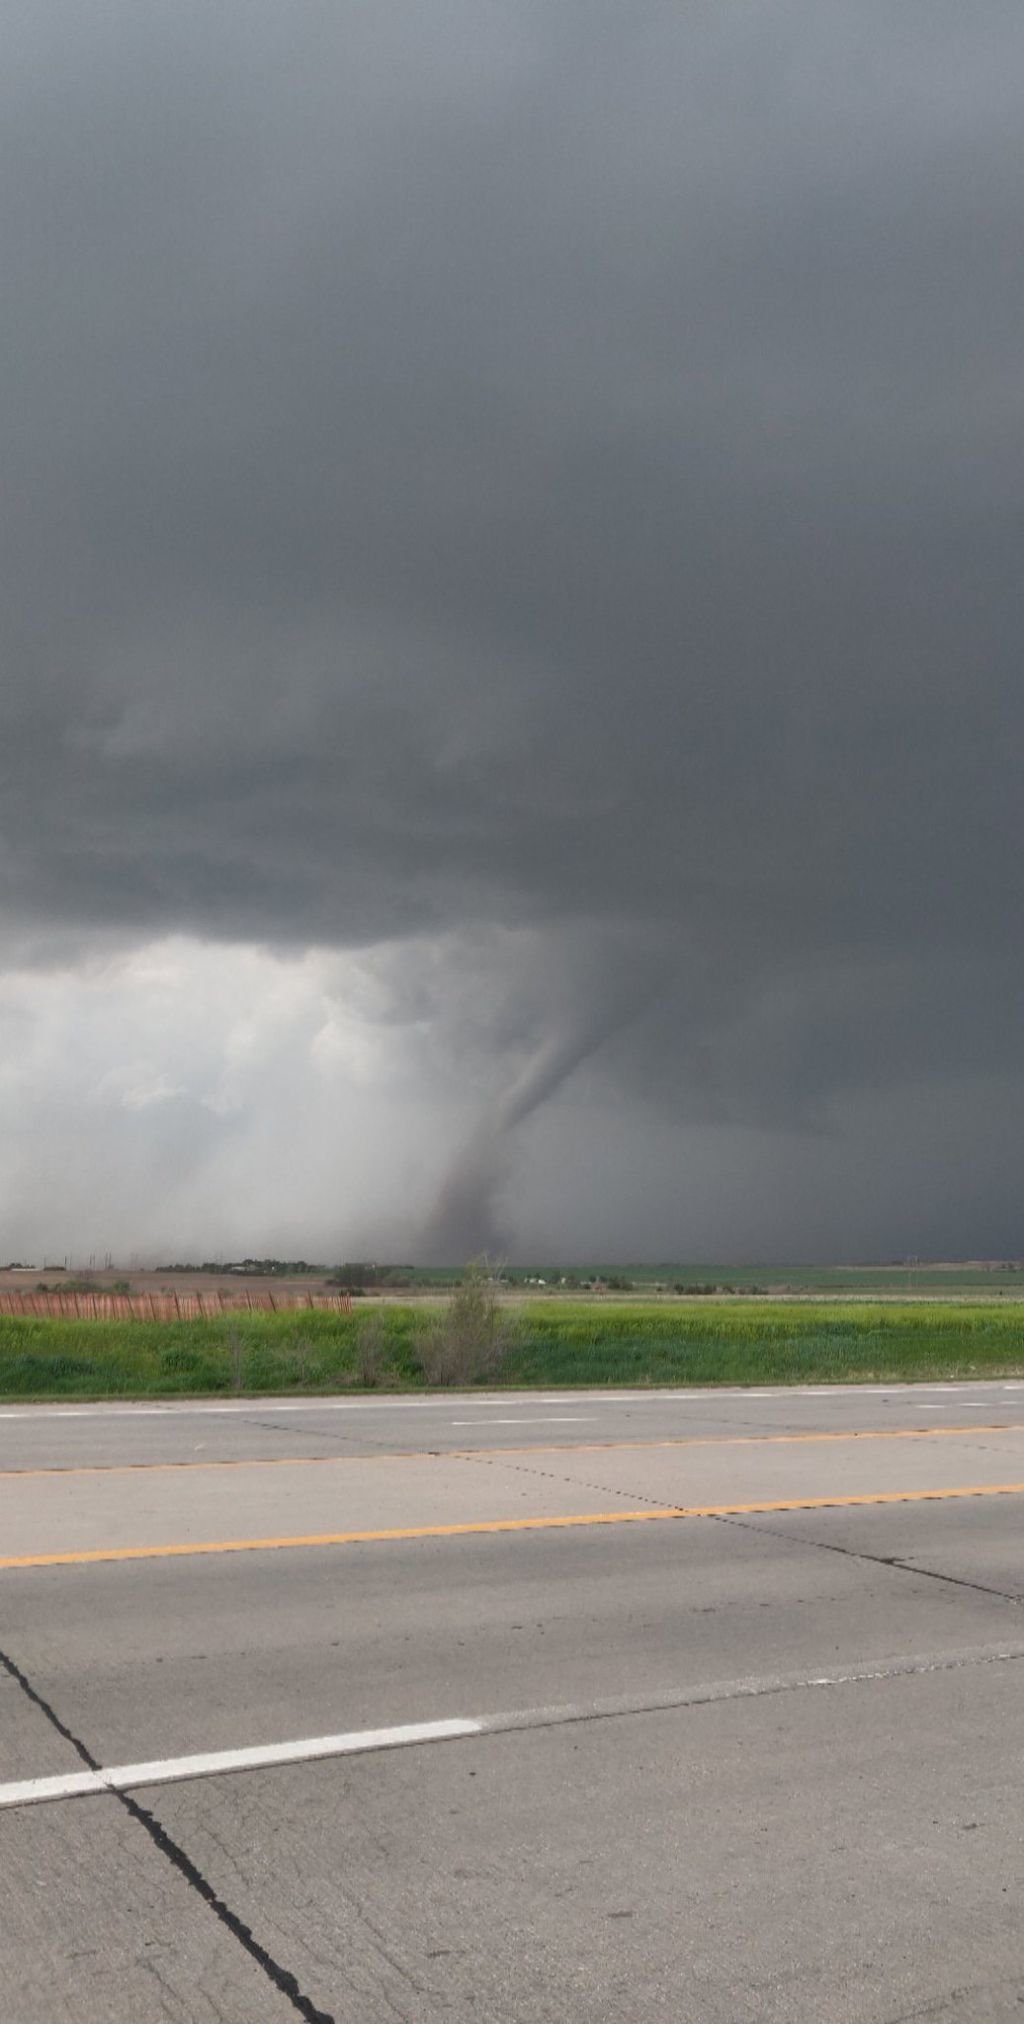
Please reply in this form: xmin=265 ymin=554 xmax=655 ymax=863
xmin=225 ymin=1327 xmax=246 ymax=1392
xmin=354 ymin=1309 xmax=391 ymax=1387
xmin=413 ymin=1262 xmax=518 ymax=1386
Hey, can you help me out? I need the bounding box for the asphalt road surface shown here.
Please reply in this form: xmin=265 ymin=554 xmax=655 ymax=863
xmin=2 ymin=1381 xmax=1023 ymax=2022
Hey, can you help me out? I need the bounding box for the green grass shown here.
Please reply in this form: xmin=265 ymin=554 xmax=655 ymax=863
xmin=1 ymin=1300 xmax=1023 ymax=1399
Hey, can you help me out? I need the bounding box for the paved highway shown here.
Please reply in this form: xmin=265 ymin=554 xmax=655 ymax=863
xmin=2 ymin=1382 xmax=1023 ymax=2021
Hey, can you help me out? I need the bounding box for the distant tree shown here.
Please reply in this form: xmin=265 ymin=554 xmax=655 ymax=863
xmin=329 ymin=1262 xmax=377 ymax=1290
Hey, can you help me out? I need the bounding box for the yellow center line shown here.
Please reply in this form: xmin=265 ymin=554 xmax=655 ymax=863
xmin=4 ymin=1421 xmax=1024 ymax=1478
xmin=3 ymin=1482 xmax=1024 ymax=1569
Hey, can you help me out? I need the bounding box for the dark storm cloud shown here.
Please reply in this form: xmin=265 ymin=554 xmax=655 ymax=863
xmin=3 ymin=0 xmax=1024 ymax=1253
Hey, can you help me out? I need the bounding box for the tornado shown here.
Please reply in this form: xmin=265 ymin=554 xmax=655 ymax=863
xmin=422 ymin=976 xmax=660 ymax=1261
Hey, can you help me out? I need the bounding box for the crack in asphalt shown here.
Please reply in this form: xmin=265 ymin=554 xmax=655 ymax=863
xmin=444 ymin=1445 xmax=680 ymax=1509
xmin=417 ymin=1443 xmax=1024 ymax=1560
xmin=0 ymin=1642 xmax=336 ymax=2024
xmin=707 ymin=1512 xmax=1024 ymax=1605
xmin=236 ymin=1414 xmax=395 ymax=1456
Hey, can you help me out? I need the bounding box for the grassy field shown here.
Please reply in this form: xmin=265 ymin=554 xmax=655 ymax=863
xmin=1 ymin=1300 xmax=1023 ymax=1399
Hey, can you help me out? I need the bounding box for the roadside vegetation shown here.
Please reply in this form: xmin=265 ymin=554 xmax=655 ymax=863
xmin=1 ymin=1292 xmax=1022 ymax=1399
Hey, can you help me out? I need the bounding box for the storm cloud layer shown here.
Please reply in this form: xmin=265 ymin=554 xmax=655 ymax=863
xmin=2 ymin=2 xmax=1023 ymax=1260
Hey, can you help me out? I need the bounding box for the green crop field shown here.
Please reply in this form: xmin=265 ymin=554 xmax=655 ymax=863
xmin=1 ymin=1299 xmax=1023 ymax=1400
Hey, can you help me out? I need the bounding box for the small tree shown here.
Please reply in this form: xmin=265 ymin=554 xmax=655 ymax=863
xmin=414 ymin=1259 xmax=517 ymax=1386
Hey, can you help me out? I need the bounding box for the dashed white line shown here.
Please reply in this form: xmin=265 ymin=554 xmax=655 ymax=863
xmin=4 ymin=1641 xmax=1023 ymax=1814
xmin=0 ymin=1396 xmax=944 ymax=1421
xmin=0 ymin=1718 xmax=481 ymax=1811
xmin=449 ymin=1416 xmax=596 ymax=1427
xmin=1 ymin=1381 xmax=1022 ymax=1421
xmin=914 ymin=1402 xmax=991 ymax=1411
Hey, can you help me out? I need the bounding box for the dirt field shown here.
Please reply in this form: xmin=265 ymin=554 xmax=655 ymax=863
xmin=0 ymin=1267 xmax=338 ymax=1297
xmin=0 ymin=1267 xmax=353 ymax=1321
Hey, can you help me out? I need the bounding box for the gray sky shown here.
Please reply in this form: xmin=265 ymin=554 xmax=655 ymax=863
xmin=2 ymin=1 xmax=1023 ymax=1262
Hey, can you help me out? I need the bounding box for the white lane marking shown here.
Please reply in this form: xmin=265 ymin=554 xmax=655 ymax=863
xmin=0 ymin=1719 xmax=481 ymax=1811
xmin=0 ymin=1402 xmax=445 ymax=1420
xmin=2 ymin=1380 xmax=1023 ymax=1420
xmin=449 ymin=1416 xmax=596 ymax=1427
xmin=4 ymin=1643 xmax=1024 ymax=1815
xmin=0 ymin=1770 xmax=104 ymax=1808
xmin=915 ymin=1402 xmax=990 ymax=1411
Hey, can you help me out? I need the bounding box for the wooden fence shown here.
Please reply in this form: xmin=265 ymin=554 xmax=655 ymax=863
xmin=0 ymin=1290 xmax=353 ymax=1321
